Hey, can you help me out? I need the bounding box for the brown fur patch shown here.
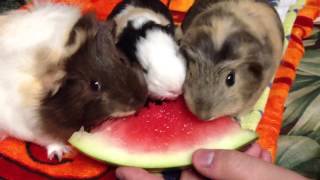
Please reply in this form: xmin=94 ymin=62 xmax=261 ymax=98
xmin=39 ymin=15 xmax=148 ymax=141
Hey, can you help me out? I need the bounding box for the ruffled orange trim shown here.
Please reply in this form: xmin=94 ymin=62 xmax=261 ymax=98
xmin=257 ymin=0 xmax=320 ymax=162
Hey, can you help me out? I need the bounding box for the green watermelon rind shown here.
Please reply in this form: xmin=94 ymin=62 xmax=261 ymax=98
xmin=69 ymin=129 xmax=257 ymax=169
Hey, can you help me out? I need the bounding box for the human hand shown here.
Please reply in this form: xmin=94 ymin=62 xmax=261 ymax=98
xmin=115 ymin=143 xmax=308 ymax=180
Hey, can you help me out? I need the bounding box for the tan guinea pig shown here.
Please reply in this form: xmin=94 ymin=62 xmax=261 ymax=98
xmin=180 ymin=0 xmax=284 ymax=120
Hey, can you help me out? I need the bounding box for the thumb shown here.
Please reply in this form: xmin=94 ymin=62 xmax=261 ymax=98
xmin=192 ymin=149 xmax=307 ymax=180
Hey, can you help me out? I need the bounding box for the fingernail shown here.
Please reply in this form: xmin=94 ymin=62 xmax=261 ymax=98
xmin=196 ymin=150 xmax=215 ymax=167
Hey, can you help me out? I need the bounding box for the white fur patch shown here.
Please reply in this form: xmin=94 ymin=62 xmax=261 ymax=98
xmin=0 ymin=3 xmax=81 ymax=58
xmin=136 ymin=30 xmax=186 ymax=99
xmin=0 ymin=3 xmax=81 ymax=148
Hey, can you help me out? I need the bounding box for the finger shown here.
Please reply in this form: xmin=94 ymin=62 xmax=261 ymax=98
xmin=261 ymin=150 xmax=272 ymax=163
xmin=180 ymin=169 xmax=206 ymax=180
xmin=116 ymin=167 xmax=162 ymax=180
xmin=244 ymin=143 xmax=262 ymax=158
xmin=192 ymin=149 xmax=308 ymax=180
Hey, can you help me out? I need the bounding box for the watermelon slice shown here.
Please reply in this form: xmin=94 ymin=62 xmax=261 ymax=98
xmin=69 ymin=97 xmax=257 ymax=169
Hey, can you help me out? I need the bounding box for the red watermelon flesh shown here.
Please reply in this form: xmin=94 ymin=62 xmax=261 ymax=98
xmin=69 ymin=97 xmax=257 ymax=169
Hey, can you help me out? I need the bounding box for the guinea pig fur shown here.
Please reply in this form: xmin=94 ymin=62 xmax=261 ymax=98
xmin=0 ymin=3 xmax=148 ymax=160
xmin=108 ymin=0 xmax=186 ymax=100
xmin=180 ymin=0 xmax=284 ymax=120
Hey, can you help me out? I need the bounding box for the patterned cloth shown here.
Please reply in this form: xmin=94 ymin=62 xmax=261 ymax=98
xmin=277 ymin=18 xmax=320 ymax=179
xmin=0 ymin=0 xmax=318 ymax=179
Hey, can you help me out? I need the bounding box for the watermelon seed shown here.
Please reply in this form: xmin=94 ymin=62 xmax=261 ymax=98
xmin=159 ymin=130 xmax=165 ymax=133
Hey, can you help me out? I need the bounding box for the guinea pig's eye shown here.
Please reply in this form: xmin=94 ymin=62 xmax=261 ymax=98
xmin=225 ymin=71 xmax=235 ymax=87
xmin=90 ymin=81 xmax=102 ymax=92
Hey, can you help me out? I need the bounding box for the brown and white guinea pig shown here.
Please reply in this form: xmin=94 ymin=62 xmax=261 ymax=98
xmin=180 ymin=0 xmax=284 ymax=120
xmin=108 ymin=0 xmax=186 ymax=100
xmin=0 ymin=3 xmax=147 ymax=160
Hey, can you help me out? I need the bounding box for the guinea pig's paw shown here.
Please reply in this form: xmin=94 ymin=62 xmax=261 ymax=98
xmin=46 ymin=143 xmax=71 ymax=161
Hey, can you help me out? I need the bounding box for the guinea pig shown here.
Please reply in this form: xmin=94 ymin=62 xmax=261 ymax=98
xmin=0 ymin=3 xmax=148 ymax=160
xmin=180 ymin=0 xmax=284 ymax=120
xmin=108 ymin=0 xmax=186 ymax=100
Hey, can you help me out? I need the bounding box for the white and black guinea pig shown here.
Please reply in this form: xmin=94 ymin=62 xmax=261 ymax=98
xmin=180 ymin=0 xmax=284 ymax=120
xmin=108 ymin=0 xmax=186 ymax=100
xmin=0 ymin=3 xmax=147 ymax=160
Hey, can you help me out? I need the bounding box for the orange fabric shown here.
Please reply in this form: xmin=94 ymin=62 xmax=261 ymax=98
xmin=42 ymin=0 xmax=194 ymax=21
xmin=168 ymin=0 xmax=194 ymax=12
xmin=257 ymin=0 xmax=320 ymax=162
xmin=0 ymin=138 xmax=109 ymax=179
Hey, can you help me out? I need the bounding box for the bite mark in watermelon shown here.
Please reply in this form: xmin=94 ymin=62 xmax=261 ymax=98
xmin=69 ymin=97 xmax=257 ymax=169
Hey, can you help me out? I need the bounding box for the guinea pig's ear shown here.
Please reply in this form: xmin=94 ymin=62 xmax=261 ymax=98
xmin=72 ymin=13 xmax=99 ymax=38
xmin=63 ymin=13 xmax=98 ymax=58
